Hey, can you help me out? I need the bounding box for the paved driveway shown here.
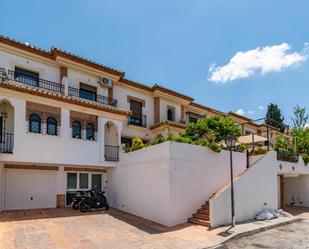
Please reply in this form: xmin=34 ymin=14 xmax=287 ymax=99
xmin=0 ymin=208 xmax=220 ymax=249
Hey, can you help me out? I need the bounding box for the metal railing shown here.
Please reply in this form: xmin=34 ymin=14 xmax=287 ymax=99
xmin=68 ymin=87 xmax=117 ymax=107
xmin=104 ymin=145 xmax=119 ymax=162
xmin=128 ymin=112 xmax=147 ymax=127
xmin=0 ymin=133 xmax=14 ymax=153
xmin=277 ymin=149 xmax=299 ymax=163
xmin=0 ymin=68 xmax=64 ymax=94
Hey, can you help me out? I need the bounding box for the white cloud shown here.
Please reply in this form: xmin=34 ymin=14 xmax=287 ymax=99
xmin=247 ymin=110 xmax=254 ymax=114
xmin=236 ymin=109 xmax=246 ymax=116
xmin=258 ymin=105 xmax=264 ymax=110
xmin=208 ymin=43 xmax=307 ymax=83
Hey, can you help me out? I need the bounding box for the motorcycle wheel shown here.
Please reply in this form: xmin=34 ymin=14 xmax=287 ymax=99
xmin=79 ymin=203 xmax=89 ymax=213
xmin=104 ymin=203 xmax=110 ymax=211
xmin=72 ymin=203 xmax=79 ymax=210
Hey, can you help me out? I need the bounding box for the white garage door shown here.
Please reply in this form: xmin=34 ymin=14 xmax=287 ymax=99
xmin=5 ymin=169 xmax=57 ymax=210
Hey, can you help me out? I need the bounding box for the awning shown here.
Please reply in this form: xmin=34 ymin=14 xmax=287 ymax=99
xmin=238 ymin=134 xmax=268 ymax=144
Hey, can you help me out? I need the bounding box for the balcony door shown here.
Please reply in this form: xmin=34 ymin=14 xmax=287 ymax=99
xmin=79 ymin=83 xmax=97 ymax=102
xmin=15 ymin=67 xmax=39 ymax=87
xmin=130 ymin=100 xmax=143 ymax=126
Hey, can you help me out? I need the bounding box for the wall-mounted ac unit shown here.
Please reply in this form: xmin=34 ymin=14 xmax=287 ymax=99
xmin=98 ymin=76 xmax=112 ymax=88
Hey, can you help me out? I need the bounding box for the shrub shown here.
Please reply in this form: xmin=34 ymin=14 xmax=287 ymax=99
xmin=235 ymin=144 xmax=246 ymax=152
xmin=208 ymin=143 xmax=221 ymax=153
xmin=301 ymin=153 xmax=309 ymax=165
xmin=126 ymin=116 xmax=243 ymax=154
xmin=130 ymin=136 xmax=144 ymax=152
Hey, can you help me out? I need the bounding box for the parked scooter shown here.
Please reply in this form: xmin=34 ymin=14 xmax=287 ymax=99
xmin=71 ymin=190 xmax=95 ymax=210
xmin=79 ymin=187 xmax=109 ymax=212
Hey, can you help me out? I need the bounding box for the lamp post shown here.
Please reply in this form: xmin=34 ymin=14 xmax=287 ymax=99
xmin=225 ymin=134 xmax=236 ymax=227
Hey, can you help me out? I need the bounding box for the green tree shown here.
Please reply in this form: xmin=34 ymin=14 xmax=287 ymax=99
xmin=291 ymin=105 xmax=308 ymax=131
xmin=265 ymin=103 xmax=285 ymax=131
xmin=185 ymin=116 xmax=241 ymax=143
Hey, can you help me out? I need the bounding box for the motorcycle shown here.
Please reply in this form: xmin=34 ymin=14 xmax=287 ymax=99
xmin=71 ymin=190 xmax=95 ymax=210
xmin=79 ymin=189 xmax=110 ymax=212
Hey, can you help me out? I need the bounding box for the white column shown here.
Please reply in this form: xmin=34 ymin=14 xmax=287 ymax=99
xmin=98 ymin=117 xmax=108 ymax=162
xmin=113 ymin=120 xmax=123 ymax=146
xmin=62 ymin=76 xmax=69 ymax=96
xmin=56 ymin=166 xmax=66 ymax=195
xmin=61 ymin=108 xmax=70 ymax=139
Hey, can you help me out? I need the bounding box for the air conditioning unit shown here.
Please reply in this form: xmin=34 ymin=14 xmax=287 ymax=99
xmin=98 ymin=76 xmax=112 ymax=88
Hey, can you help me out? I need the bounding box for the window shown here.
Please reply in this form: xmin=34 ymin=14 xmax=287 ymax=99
xmin=79 ymin=173 xmax=89 ymax=189
xmin=29 ymin=113 xmax=41 ymax=133
xmin=92 ymin=174 xmax=102 ymax=192
xmin=187 ymin=112 xmax=205 ymax=124
xmin=47 ymin=117 xmax=57 ymax=136
xmin=86 ymin=123 xmax=95 ymax=140
xmin=15 ymin=67 xmax=39 ymax=87
xmin=129 ymin=100 xmax=143 ymax=126
xmin=79 ymin=83 xmax=97 ymax=102
xmin=72 ymin=120 xmax=82 ymax=139
xmin=67 ymin=173 xmax=77 ymax=189
xmin=66 ymin=172 xmax=103 ymax=205
xmin=121 ymin=137 xmax=132 ymax=148
xmin=167 ymin=106 xmax=175 ymax=122
xmin=189 ymin=116 xmax=198 ymax=123
xmin=245 ymin=130 xmax=252 ymax=135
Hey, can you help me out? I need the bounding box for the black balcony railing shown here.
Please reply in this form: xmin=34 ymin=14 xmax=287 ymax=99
xmin=68 ymin=87 xmax=117 ymax=107
xmin=277 ymin=149 xmax=299 ymax=163
xmin=104 ymin=145 xmax=119 ymax=162
xmin=0 ymin=133 xmax=14 ymax=153
xmin=128 ymin=113 xmax=147 ymax=127
xmin=0 ymin=68 xmax=64 ymax=94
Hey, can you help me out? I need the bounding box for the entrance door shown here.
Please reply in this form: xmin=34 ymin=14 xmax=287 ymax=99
xmin=5 ymin=169 xmax=56 ymax=210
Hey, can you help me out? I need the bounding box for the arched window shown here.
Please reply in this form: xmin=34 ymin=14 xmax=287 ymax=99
xmin=72 ymin=120 xmax=81 ymax=139
xmin=86 ymin=123 xmax=95 ymax=140
xmin=29 ymin=113 xmax=41 ymax=133
xmin=47 ymin=117 xmax=57 ymax=136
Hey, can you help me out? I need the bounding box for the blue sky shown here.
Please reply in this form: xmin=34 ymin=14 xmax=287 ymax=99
xmin=1 ymin=0 xmax=308 ymax=124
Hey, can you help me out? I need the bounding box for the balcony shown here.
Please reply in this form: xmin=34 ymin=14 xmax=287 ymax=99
xmin=0 ymin=67 xmax=64 ymax=94
xmin=128 ymin=113 xmax=147 ymax=128
xmin=68 ymin=87 xmax=117 ymax=107
xmin=277 ymin=149 xmax=299 ymax=163
xmin=104 ymin=145 xmax=119 ymax=162
xmin=0 ymin=133 xmax=14 ymax=153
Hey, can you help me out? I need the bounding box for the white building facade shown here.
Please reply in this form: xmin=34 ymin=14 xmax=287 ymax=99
xmin=0 ymin=36 xmax=288 ymax=215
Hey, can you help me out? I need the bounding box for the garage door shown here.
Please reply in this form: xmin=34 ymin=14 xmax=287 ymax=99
xmin=5 ymin=169 xmax=57 ymax=210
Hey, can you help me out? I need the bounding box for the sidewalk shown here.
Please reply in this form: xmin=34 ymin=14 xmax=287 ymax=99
xmin=206 ymin=216 xmax=301 ymax=248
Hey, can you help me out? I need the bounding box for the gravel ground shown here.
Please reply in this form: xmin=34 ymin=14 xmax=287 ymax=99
xmin=224 ymin=220 xmax=309 ymax=249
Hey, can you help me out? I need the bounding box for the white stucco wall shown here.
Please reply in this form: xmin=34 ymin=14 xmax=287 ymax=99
xmin=108 ymin=142 xmax=171 ymax=225
xmin=0 ymin=96 xmax=122 ymax=167
xmin=0 ymin=50 xmax=60 ymax=83
xmin=210 ymin=152 xmax=278 ymax=227
xmin=159 ymin=98 xmax=182 ymax=123
xmin=113 ymin=85 xmax=154 ymax=127
xmin=277 ymin=155 xmax=309 ymax=175
xmin=108 ymin=141 xmax=247 ymax=227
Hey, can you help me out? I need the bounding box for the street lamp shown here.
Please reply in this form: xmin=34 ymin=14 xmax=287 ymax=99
xmin=225 ymin=134 xmax=236 ymax=227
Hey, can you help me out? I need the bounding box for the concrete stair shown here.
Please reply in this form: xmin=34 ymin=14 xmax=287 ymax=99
xmin=188 ymin=200 xmax=210 ymax=227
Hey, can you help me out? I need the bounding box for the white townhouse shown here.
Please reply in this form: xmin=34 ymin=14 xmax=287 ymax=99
xmin=0 ymin=36 xmax=287 ymax=212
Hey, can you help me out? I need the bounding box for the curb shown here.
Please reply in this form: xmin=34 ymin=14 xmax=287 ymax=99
xmin=205 ymin=217 xmax=303 ymax=249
